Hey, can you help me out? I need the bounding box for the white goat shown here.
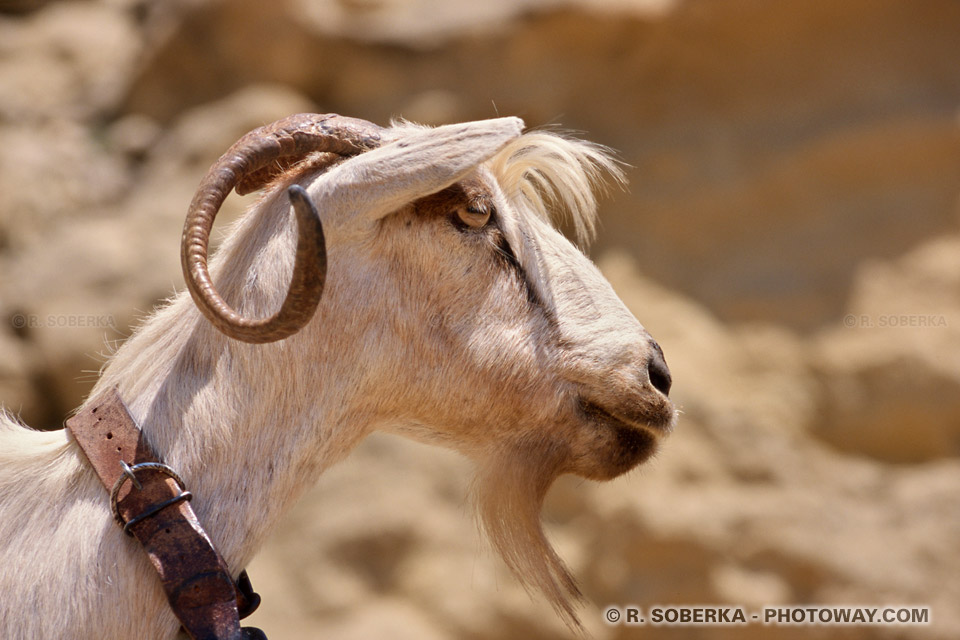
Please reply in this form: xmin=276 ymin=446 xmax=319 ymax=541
xmin=0 ymin=115 xmax=674 ymax=638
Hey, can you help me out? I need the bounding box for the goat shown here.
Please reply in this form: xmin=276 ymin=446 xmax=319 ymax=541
xmin=0 ymin=114 xmax=675 ymax=638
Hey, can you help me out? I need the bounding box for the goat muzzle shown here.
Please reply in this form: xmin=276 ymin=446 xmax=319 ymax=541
xmin=181 ymin=113 xmax=383 ymax=343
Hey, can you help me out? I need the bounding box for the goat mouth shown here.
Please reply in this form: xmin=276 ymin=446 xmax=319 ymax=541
xmin=578 ymin=397 xmax=675 ymax=435
xmin=575 ymin=398 xmax=664 ymax=479
xmin=574 ymin=398 xmax=660 ymax=481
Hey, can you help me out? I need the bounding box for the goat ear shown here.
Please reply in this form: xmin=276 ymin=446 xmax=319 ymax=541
xmin=311 ymin=117 xmax=524 ymax=222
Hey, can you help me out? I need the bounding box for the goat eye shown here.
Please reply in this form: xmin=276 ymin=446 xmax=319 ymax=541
xmin=453 ymin=205 xmax=491 ymax=229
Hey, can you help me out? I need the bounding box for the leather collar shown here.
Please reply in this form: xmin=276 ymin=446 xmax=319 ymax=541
xmin=66 ymin=387 xmax=264 ymax=640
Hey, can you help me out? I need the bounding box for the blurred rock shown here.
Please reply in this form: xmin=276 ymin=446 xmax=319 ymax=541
xmin=0 ymin=119 xmax=130 ymax=250
xmin=0 ymin=1 xmax=140 ymax=121
xmin=811 ymin=233 xmax=960 ymax=462
xmin=106 ymin=113 xmax=163 ymax=162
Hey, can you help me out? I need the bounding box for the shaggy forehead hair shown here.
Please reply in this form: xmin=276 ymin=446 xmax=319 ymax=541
xmin=390 ymin=119 xmax=623 ymax=244
xmin=486 ymin=130 xmax=624 ymax=246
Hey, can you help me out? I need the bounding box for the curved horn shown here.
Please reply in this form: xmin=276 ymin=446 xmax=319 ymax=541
xmin=181 ymin=113 xmax=382 ymax=343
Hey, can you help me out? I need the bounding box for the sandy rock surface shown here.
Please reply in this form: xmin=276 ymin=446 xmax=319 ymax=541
xmin=1 ymin=0 xmax=957 ymax=638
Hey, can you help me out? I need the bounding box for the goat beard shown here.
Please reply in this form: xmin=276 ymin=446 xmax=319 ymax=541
xmin=472 ymin=436 xmax=585 ymax=633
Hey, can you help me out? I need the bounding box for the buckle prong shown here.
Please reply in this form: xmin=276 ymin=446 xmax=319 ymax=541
xmin=119 ymin=460 xmax=143 ymax=491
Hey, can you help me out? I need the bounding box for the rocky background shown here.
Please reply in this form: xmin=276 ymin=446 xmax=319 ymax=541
xmin=1 ymin=0 xmax=959 ymax=638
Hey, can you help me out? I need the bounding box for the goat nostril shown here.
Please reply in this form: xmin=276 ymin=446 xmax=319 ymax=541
xmin=647 ymin=346 xmax=672 ymax=396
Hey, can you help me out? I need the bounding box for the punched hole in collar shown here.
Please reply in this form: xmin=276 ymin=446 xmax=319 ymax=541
xmin=106 ymin=433 xmax=113 ymax=439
